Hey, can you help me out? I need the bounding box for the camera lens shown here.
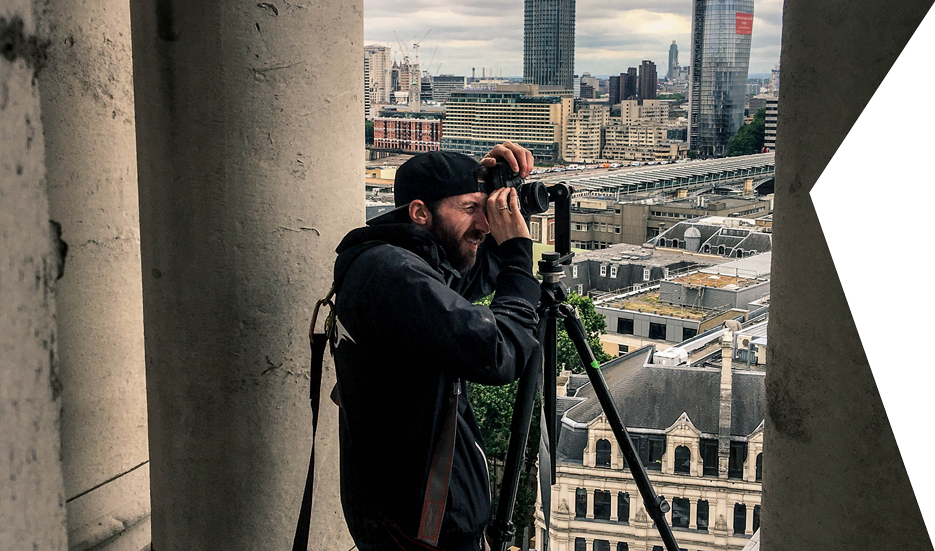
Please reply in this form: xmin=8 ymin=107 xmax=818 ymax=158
xmin=517 ymin=182 xmax=549 ymax=215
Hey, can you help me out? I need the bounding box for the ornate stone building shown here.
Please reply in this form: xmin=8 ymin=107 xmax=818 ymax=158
xmin=536 ymin=331 xmax=764 ymax=551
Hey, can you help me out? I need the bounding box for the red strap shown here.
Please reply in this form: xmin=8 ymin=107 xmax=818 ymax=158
xmin=417 ymin=380 xmax=460 ymax=546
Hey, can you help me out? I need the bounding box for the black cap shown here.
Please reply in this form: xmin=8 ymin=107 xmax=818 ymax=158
xmin=368 ymin=151 xmax=484 ymax=225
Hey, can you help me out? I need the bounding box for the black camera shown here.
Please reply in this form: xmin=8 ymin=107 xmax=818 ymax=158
xmin=480 ymin=161 xmax=550 ymax=216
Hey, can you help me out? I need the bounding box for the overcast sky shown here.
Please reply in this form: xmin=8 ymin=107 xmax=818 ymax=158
xmin=364 ymin=0 xmax=783 ymax=78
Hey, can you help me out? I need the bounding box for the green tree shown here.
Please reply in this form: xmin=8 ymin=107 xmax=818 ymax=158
xmin=727 ymin=108 xmax=766 ymax=156
xmin=557 ymin=291 xmax=613 ymax=374
xmin=468 ymin=290 xmax=613 ymax=535
xmin=365 ymin=120 xmax=374 ymax=145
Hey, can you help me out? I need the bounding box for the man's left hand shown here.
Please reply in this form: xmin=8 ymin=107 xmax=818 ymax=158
xmin=481 ymin=141 xmax=534 ymax=179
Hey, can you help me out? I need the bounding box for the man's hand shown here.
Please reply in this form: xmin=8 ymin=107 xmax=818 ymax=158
xmin=486 ymin=187 xmax=531 ymax=244
xmin=481 ymin=141 xmax=535 ymax=179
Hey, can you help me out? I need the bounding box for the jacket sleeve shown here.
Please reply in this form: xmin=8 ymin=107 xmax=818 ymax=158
xmin=344 ymin=238 xmax=541 ymax=386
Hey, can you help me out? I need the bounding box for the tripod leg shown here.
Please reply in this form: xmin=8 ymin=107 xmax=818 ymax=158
xmin=560 ymin=305 xmax=681 ymax=551
xmin=488 ymin=318 xmax=546 ymax=551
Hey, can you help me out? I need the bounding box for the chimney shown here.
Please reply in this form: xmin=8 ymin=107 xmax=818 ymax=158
xmin=718 ymin=327 xmax=734 ymax=478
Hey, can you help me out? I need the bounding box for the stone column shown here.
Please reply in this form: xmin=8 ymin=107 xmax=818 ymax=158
xmin=0 ymin=4 xmax=68 ymax=550
xmin=38 ymin=0 xmax=150 ymax=547
xmin=128 ymin=0 xmax=362 ymax=549
xmin=744 ymin=504 xmax=754 ymax=535
xmin=609 ymin=491 xmax=618 ymax=521
xmin=587 ymin=490 xmax=595 ymax=519
xmin=766 ymin=0 xmax=933 ymax=549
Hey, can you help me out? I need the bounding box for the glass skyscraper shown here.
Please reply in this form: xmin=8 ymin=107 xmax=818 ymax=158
xmin=524 ymin=0 xmax=576 ymax=90
xmin=688 ymin=0 xmax=754 ymax=157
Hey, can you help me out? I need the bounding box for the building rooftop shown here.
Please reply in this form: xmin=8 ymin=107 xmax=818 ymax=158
xmin=605 ymin=290 xmax=709 ymax=319
xmin=570 ymin=243 xmax=731 ymax=269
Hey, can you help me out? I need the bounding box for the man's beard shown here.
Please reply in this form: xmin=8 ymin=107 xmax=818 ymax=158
xmin=430 ymin=218 xmax=486 ymax=272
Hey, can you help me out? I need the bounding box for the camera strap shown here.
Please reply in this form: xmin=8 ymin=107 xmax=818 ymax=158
xmin=292 ymin=287 xmax=335 ymax=551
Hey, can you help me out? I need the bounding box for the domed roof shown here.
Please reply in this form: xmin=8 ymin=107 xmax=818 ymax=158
xmin=684 ymin=226 xmax=702 ymax=238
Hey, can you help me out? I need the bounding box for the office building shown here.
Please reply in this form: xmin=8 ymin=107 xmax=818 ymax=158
xmin=639 ymin=60 xmax=658 ymax=100
xmin=764 ymin=98 xmax=778 ymax=151
xmin=623 ymin=68 xmax=638 ymax=101
xmin=431 ymin=75 xmax=467 ymax=103
xmin=688 ymin=0 xmax=754 ymax=156
xmin=565 ymin=102 xmax=609 ymax=163
xmin=372 ymin=114 xmax=443 ymax=153
xmin=608 ymin=76 xmax=621 ymax=105
xmin=524 ymin=0 xmax=576 ymax=89
xmin=364 ymin=44 xmax=391 ymax=119
xmin=668 ymin=41 xmax=679 ymax=80
xmin=441 ymin=86 xmax=573 ymax=160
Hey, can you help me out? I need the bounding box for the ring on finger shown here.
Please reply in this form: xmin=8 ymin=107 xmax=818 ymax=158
xmin=499 ymin=205 xmax=510 ymax=211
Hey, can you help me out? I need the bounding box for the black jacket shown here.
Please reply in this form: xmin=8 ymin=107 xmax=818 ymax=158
xmin=331 ymin=222 xmax=541 ymax=551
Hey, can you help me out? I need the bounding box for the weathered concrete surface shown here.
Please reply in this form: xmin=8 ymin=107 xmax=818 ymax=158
xmin=0 ymin=4 xmax=69 ymax=551
xmin=38 ymin=0 xmax=150 ymax=548
xmin=129 ymin=0 xmax=363 ymax=549
xmin=765 ymin=0 xmax=934 ymax=548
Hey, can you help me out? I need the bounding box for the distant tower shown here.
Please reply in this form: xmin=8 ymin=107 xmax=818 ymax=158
xmin=688 ymin=0 xmax=754 ymax=157
xmin=524 ymin=0 xmax=576 ymax=89
xmin=472 ymin=67 xmax=476 ymax=81
xmin=623 ymin=68 xmax=638 ymax=100
xmin=639 ymin=60 xmax=657 ymax=100
xmin=667 ymin=41 xmax=679 ymax=80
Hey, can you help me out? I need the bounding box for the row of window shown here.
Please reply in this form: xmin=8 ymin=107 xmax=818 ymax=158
xmin=616 ymin=318 xmax=697 ymax=341
xmin=573 ymin=491 xmax=760 ymax=535
xmin=573 ymin=222 xmax=622 ymax=233
xmin=593 ymin=437 xmax=763 ymax=481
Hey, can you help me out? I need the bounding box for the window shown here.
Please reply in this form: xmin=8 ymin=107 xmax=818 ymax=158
xmin=549 ymin=222 xmax=555 ymax=241
xmin=577 ymin=284 xmax=584 ymax=295
xmin=672 ymin=239 xmax=680 ymax=248
xmin=617 ymin=345 xmax=629 ymax=357
xmin=616 ymin=544 xmax=629 ymax=551
xmin=672 ymin=497 xmax=690 ymax=528
xmin=729 ymin=441 xmax=747 ymax=479
xmin=630 ymin=434 xmax=666 ymax=471
xmin=617 ymin=318 xmax=634 ymax=335
xmin=594 ymin=490 xmax=611 ymax=520
xmin=617 ymin=492 xmax=630 ymax=523
xmin=594 ymin=541 xmax=610 ymax=551
xmin=649 ymin=322 xmax=666 ymax=340
xmin=643 ymin=267 xmax=651 ymax=281
xmin=756 ymin=453 xmax=763 ymax=481
xmin=753 ymin=504 xmax=761 ymax=533
xmin=573 ymin=265 xmax=578 ymax=278
xmin=697 ymin=499 xmax=709 ymax=531
xmin=682 ymin=327 xmax=697 ymax=341
xmin=575 ymin=488 xmax=587 ymax=518
xmin=734 ymin=503 xmax=747 ymax=534
xmin=600 ymin=265 xmax=607 ymax=277
xmin=674 ymin=446 xmax=691 ymax=474
xmin=575 ymin=538 xmax=586 ymax=551
xmin=596 ymin=439 xmax=611 ymax=467
xmin=615 ymin=225 xmax=621 ymax=234
xmin=701 ymin=438 xmax=718 ymax=476
xmin=530 ymin=221 xmax=541 ymax=241
xmin=610 ymin=265 xmax=618 ymax=278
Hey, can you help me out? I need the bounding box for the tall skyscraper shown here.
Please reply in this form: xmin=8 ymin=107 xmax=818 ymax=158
xmin=667 ymin=41 xmax=679 ymax=80
xmin=623 ymin=68 xmax=638 ymax=101
xmin=523 ymin=0 xmax=576 ymax=90
xmin=688 ymin=0 xmax=754 ymax=157
xmin=364 ymin=44 xmax=391 ymax=118
xmin=609 ymin=75 xmax=621 ymax=105
xmin=639 ymin=60 xmax=657 ymax=100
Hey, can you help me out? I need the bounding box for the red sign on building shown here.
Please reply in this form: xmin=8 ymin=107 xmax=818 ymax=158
xmin=735 ymin=12 xmax=754 ymax=35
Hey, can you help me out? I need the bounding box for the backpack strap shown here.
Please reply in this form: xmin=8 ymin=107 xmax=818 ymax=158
xmin=292 ymin=288 xmax=335 ymax=551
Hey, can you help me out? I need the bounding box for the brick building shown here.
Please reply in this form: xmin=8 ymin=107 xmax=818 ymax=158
xmin=373 ymin=116 xmax=443 ymax=153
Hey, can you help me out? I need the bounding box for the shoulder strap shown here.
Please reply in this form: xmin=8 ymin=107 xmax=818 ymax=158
xmin=293 ymin=288 xmax=335 ymax=551
xmin=417 ymin=378 xmax=460 ymax=547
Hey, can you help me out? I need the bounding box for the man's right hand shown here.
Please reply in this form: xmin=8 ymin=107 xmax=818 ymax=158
xmin=486 ymin=187 xmax=531 ymax=244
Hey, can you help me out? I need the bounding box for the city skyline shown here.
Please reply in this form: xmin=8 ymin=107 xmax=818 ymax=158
xmin=363 ymin=0 xmax=782 ymax=78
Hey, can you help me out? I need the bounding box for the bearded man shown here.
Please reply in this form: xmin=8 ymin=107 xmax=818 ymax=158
xmin=330 ymin=143 xmax=541 ymax=551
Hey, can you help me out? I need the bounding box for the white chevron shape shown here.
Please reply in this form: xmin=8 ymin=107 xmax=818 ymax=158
xmin=811 ymin=4 xmax=935 ymax=533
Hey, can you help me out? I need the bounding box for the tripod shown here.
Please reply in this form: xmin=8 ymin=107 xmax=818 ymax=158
xmin=487 ymin=184 xmax=680 ymax=551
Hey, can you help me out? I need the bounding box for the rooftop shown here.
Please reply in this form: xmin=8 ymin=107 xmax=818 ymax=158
xmin=606 ymin=290 xmax=709 ymax=319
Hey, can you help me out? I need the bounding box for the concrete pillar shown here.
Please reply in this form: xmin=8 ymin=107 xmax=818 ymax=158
xmin=128 ymin=0 xmax=362 ymax=549
xmin=587 ymin=489 xmax=595 ymax=518
xmin=766 ymin=0 xmax=933 ymax=549
xmin=38 ymin=0 xmax=150 ymax=548
xmin=609 ymin=491 xmax=618 ymax=521
xmin=0 ymin=4 xmax=68 ymax=550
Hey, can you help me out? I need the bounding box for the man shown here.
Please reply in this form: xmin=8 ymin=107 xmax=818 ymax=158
xmin=331 ymin=142 xmax=541 ymax=551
